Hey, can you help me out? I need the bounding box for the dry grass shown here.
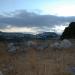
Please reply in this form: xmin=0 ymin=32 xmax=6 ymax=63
xmin=0 ymin=40 xmax=74 ymax=75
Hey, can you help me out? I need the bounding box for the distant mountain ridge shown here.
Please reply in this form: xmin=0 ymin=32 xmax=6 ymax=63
xmin=0 ymin=31 xmax=59 ymax=41
xmin=36 ymin=32 xmax=59 ymax=40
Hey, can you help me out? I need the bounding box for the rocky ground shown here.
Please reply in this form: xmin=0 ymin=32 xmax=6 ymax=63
xmin=0 ymin=40 xmax=75 ymax=75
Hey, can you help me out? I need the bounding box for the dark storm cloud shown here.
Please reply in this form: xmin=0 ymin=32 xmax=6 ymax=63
xmin=0 ymin=10 xmax=75 ymax=29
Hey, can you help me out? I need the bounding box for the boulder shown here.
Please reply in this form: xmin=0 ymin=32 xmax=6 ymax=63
xmin=51 ymin=39 xmax=72 ymax=49
xmin=7 ymin=43 xmax=16 ymax=53
xmin=59 ymin=39 xmax=72 ymax=48
xmin=27 ymin=41 xmax=37 ymax=47
xmin=35 ymin=45 xmax=48 ymax=50
xmin=50 ymin=42 xmax=60 ymax=49
xmin=0 ymin=71 xmax=3 ymax=75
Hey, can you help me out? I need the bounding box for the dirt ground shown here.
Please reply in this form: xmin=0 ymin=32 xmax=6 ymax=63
xmin=0 ymin=40 xmax=75 ymax=75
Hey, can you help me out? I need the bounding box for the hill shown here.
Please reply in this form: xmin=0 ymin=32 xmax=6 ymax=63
xmin=61 ymin=22 xmax=75 ymax=39
xmin=35 ymin=32 xmax=59 ymax=40
xmin=0 ymin=32 xmax=59 ymax=42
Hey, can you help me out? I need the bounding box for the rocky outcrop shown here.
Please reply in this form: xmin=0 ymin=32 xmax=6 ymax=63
xmin=60 ymin=22 xmax=75 ymax=39
xmin=50 ymin=39 xmax=72 ymax=49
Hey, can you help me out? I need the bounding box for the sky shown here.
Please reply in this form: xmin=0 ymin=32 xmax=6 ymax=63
xmin=0 ymin=0 xmax=75 ymax=34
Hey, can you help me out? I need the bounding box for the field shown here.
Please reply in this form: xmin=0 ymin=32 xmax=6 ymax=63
xmin=0 ymin=40 xmax=75 ymax=75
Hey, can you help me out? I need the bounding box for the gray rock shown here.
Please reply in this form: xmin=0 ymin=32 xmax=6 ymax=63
xmin=36 ymin=45 xmax=48 ymax=50
xmin=27 ymin=41 xmax=37 ymax=47
xmin=60 ymin=39 xmax=72 ymax=48
xmin=7 ymin=43 xmax=16 ymax=53
xmin=50 ymin=39 xmax=72 ymax=49
xmin=0 ymin=71 xmax=3 ymax=75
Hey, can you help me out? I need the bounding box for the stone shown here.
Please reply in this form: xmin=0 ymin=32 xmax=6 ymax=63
xmin=51 ymin=39 xmax=72 ymax=49
xmin=60 ymin=39 xmax=72 ymax=48
xmin=7 ymin=43 xmax=16 ymax=53
xmin=0 ymin=71 xmax=3 ymax=75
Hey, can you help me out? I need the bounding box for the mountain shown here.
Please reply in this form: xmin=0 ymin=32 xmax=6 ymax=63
xmin=0 ymin=32 xmax=35 ymax=42
xmin=35 ymin=32 xmax=59 ymax=40
xmin=0 ymin=31 xmax=59 ymax=41
xmin=0 ymin=32 xmax=25 ymax=42
xmin=60 ymin=22 xmax=75 ymax=39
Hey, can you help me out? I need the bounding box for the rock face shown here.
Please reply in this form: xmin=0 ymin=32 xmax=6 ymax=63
xmin=61 ymin=22 xmax=75 ymax=39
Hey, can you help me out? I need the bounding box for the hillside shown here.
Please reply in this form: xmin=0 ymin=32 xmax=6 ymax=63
xmin=61 ymin=22 xmax=75 ymax=39
xmin=0 ymin=32 xmax=59 ymax=41
xmin=0 ymin=39 xmax=75 ymax=75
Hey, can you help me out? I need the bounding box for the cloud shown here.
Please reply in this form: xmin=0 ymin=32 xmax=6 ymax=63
xmin=0 ymin=10 xmax=75 ymax=33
